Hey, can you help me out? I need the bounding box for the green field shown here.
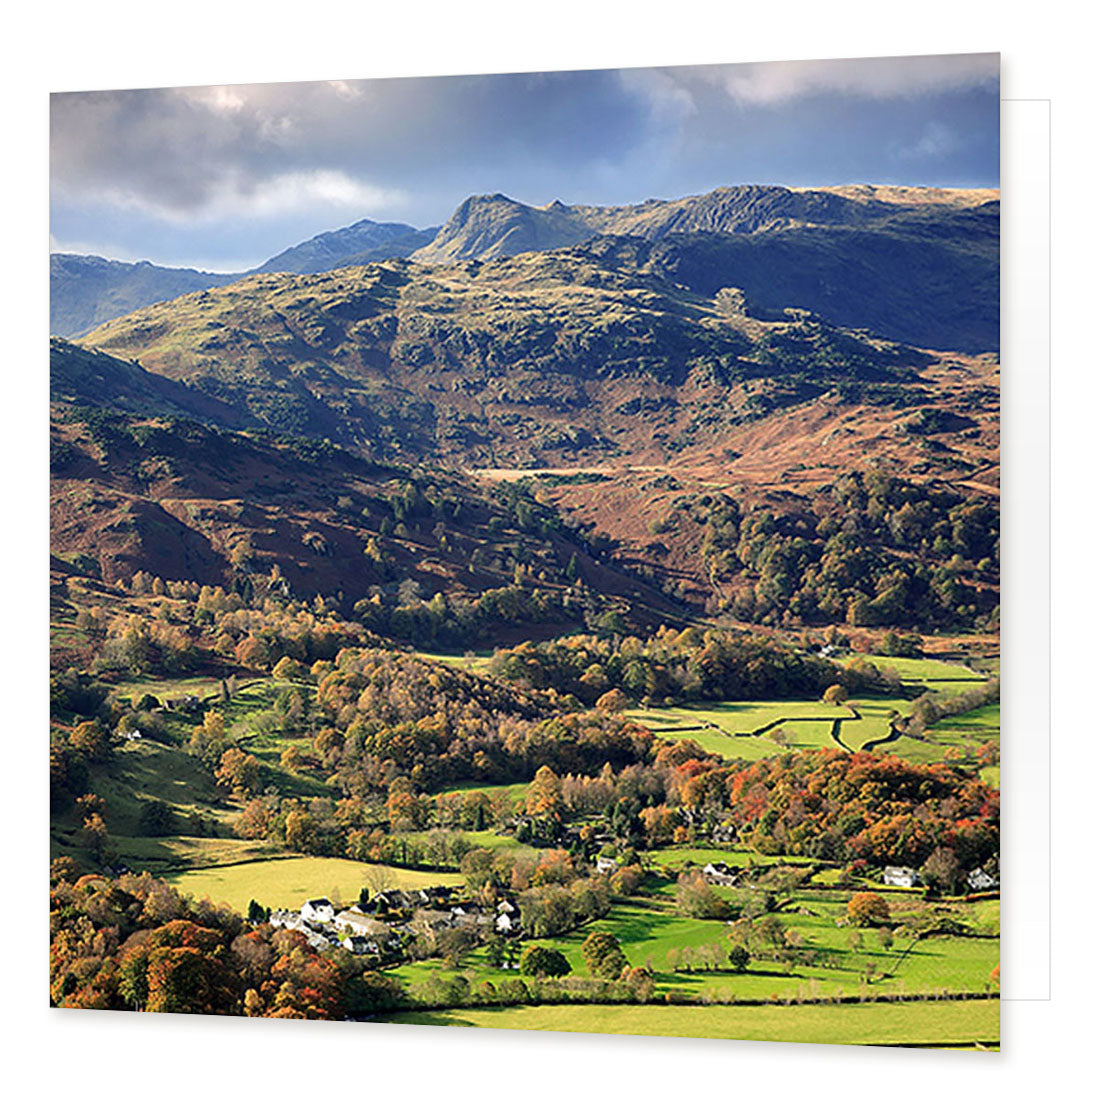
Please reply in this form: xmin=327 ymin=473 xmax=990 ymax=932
xmin=627 ymin=696 xmax=911 ymax=759
xmin=400 ymin=828 xmax=540 ymax=857
xmin=390 ymin=881 xmax=999 ymax=1005
xmin=885 ymin=702 xmax=1000 ymax=778
xmin=383 ymin=998 xmax=999 ymax=1047
xmin=626 ymin=651 xmax=998 ymax=769
xmin=865 ymin=656 xmax=985 ymax=683
xmin=49 ymin=737 xmax=252 ymax=869
xmin=413 ymin=650 xmax=497 ymax=675
xmin=434 ymin=781 xmax=529 ymax=805
xmin=166 ymin=856 xmax=463 ymax=912
xmin=647 ymin=847 xmax=815 ymax=871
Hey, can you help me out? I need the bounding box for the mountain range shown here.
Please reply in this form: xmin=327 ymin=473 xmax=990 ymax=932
xmin=50 ymin=181 xmax=1000 ymax=615
xmin=51 ymin=183 xmax=997 ymax=346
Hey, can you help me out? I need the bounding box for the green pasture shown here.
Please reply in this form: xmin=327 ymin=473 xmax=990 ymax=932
xmin=115 ymin=675 xmax=230 ymax=704
xmin=391 ymin=884 xmax=999 ymax=1004
xmin=396 ymin=828 xmax=541 ymax=860
xmin=166 ymin=855 xmax=463 ymax=913
xmin=881 ymin=702 xmax=1000 ymax=777
xmin=413 ymin=650 xmax=497 ymax=674
xmin=647 ymin=848 xmax=816 ymax=871
xmin=434 ymin=781 xmax=529 ymax=805
xmin=627 ymin=695 xmax=912 ymax=759
xmin=383 ymin=998 xmax=999 ymax=1047
xmin=865 ymin=656 xmax=984 ymax=683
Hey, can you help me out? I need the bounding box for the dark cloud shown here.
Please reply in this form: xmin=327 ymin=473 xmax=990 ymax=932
xmin=50 ymin=54 xmax=1000 ymax=269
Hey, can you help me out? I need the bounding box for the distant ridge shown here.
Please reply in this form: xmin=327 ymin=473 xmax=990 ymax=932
xmin=253 ymin=218 xmax=439 ymax=274
xmin=49 ymin=254 xmax=239 ymax=338
xmin=50 ymin=216 xmax=436 ymax=336
xmin=410 ymin=183 xmax=997 ymax=264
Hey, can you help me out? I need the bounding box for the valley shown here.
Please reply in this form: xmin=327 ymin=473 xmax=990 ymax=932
xmin=49 ymin=179 xmax=1000 ymax=1046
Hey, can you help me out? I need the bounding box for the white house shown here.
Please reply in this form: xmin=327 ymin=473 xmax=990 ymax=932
xmin=301 ymin=898 xmax=336 ymax=924
xmin=883 ymin=866 xmax=921 ymax=888
xmin=967 ymin=867 xmax=999 ymax=891
xmin=703 ymin=862 xmax=739 ymax=887
xmin=496 ymin=911 xmax=521 ymax=934
xmin=596 ymin=856 xmax=619 ymax=875
xmin=341 ymin=936 xmax=377 ymax=956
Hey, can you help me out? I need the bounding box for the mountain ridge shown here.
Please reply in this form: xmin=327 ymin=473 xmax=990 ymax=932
xmin=410 ymin=183 xmax=998 ymax=265
xmin=51 ymin=183 xmax=997 ymax=337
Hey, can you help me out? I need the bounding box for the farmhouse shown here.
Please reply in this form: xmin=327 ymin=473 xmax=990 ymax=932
xmin=595 ymin=856 xmax=619 ymax=875
xmin=296 ymin=926 xmax=336 ymax=951
xmin=342 ymin=936 xmax=375 ymax=956
xmin=883 ymin=866 xmax=921 ymax=888
xmin=967 ymin=867 xmax=999 ymax=891
xmin=703 ymin=862 xmax=739 ymax=887
xmin=301 ymin=898 xmax=336 ymax=923
xmin=334 ymin=908 xmax=390 ymax=937
xmin=411 ymin=908 xmax=457 ymax=931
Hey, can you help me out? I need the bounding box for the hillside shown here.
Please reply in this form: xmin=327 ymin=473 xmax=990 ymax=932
xmin=51 ymin=184 xmax=997 ymax=344
xmin=50 ymin=254 xmax=240 ymax=338
xmin=49 ymin=405 xmax=686 ymax=636
xmin=57 ymin=182 xmax=999 ymax=627
xmin=51 ymin=218 xmax=437 ymax=336
xmin=253 ymin=219 xmax=439 ymax=275
xmin=50 ymin=337 xmax=250 ymax=428
xmin=582 ymin=211 xmax=998 ymax=353
xmin=76 ymin=246 xmax=948 ymax=468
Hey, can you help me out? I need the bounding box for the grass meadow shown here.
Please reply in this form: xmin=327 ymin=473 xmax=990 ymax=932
xmin=383 ymin=998 xmax=999 ymax=1047
xmin=166 ymin=855 xmax=463 ymax=912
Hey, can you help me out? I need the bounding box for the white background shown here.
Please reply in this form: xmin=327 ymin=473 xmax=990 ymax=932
xmin=3 ymin=2 xmax=1090 ymax=1095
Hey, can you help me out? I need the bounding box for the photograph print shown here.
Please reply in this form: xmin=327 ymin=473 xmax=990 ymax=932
xmin=49 ymin=52 xmax=1001 ymax=1048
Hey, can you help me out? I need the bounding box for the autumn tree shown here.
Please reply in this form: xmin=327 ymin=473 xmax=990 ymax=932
xmin=595 ymin=688 xmax=631 ymax=714
xmin=272 ymin=656 xmax=305 ymax=681
xmin=847 ymin=891 xmax=891 ymax=927
xmin=386 ymin=776 xmax=428 ymax=830
xmin=142 ymin=921 xmax=241 ymax=1014
xmin=581 ymin=931 xmax=628 ymax=980
xmin=525 ymin=765 xmax=563 ymax=818
xmin=214 ymin=748 xmax=261 ymax=797
xmin=70 ymin=720 xmax=111 ymax=761
xmin=81 ymin=812 xmax=111 ymax=865
xmin=676 ymin=871 xmax=731 ymax=920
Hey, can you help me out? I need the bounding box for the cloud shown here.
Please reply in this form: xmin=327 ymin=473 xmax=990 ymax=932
xmin=698 ymin=53 xmax=999 ymax=106
xmin=618 ymin=68 xmax=697 ymax=125
xmin=50 ymin=72 xmax=655 ymax=224
xmin=68 ymin=168 xmax=407 ymax=224
xmin=892 ymin=121 xmax=963 ymax=162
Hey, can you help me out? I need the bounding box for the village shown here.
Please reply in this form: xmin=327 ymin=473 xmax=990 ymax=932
xmin=269 ymin=887 xmax=523 ymax=960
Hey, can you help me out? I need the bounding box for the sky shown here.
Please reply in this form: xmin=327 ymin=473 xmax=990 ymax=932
xmin=50 ymin=53 xmax=1000 ymax=272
